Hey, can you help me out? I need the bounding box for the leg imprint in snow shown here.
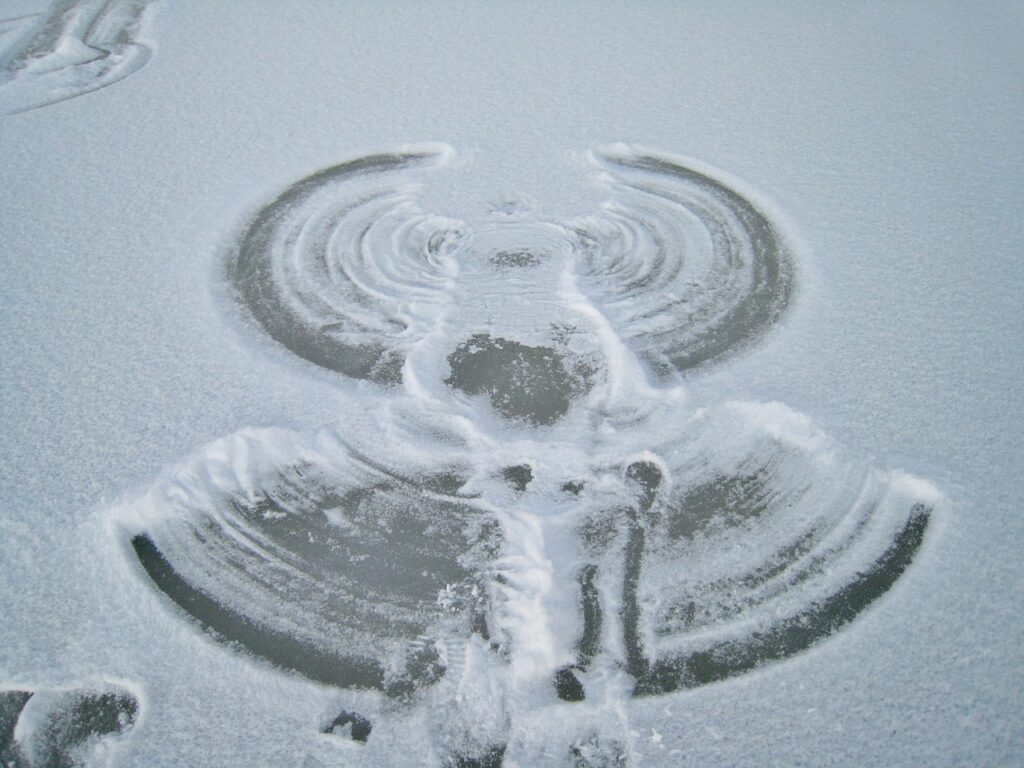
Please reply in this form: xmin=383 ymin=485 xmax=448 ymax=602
xmin=114 ymin=145 xmax=941 ymax=765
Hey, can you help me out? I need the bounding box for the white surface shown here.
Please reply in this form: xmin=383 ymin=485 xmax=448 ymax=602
xmin=1 ymin=1 xmax=1021 ymax=765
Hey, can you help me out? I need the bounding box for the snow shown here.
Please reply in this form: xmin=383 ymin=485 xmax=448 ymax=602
xmin=1 ymin=1 xmax=1022 ymax=766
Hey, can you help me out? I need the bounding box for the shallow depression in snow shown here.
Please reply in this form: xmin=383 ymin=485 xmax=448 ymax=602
xmin=225 ymin=145 xmax=795 ymax=397
xmin=108 ymin=146 xmax=941 ymax=766
xmin=0 ymin=0 xmax=157 ymax=115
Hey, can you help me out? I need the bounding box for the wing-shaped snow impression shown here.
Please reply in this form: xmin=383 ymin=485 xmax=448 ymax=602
xmin=573 ymin=147 xmax=795 ymax=379
xmin=227 ymin=146 xmax=794 ymax=399
xmin=0 ymin=0 xmax=156 ymax=115
xmin=569 ymin=403 xmax=938 ymax=698
xmin=122 ymin=427 xmax=499 ymax=694
xmin=117 ymin=402 xmax=938 ymax=702
xmin=229 ymin=146 xmax=460 ymax=386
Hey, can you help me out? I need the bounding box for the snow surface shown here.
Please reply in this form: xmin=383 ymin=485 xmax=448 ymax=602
xmin=1 ymin=1 xmax=1022 ymax=766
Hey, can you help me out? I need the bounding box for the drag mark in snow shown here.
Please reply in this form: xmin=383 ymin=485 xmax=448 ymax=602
xmin=113 ymin=146 xmax=939 ymax=766
xmin=0 ymin=0 xmax=156 ymax=115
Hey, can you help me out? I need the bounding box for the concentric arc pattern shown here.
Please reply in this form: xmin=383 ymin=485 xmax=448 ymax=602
xmin=226 ymin=144 xmax=795 ymax=394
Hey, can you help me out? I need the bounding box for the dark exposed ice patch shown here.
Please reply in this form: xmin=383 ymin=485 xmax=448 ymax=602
xmin=446 ymin=335 xmax=592 ymax=425
xmin=561 ymin=480 xmax=585 ymax=496
xmin=500 ymin=464 xmax=534 ymax=492
xmin=34 ymin=690 xmax=137 ymax=768
xmin=489 ymin=250 xmax=544 ymax=268
xmin=553 ymin=666 xmax=585 ymax=703
xmin=450 ymin=743 xmax=506 ymax=768
xmin=570 ymin=733 xmax=627 ymax=768
xmin=321 ymin=710 xmax=372 ymax=743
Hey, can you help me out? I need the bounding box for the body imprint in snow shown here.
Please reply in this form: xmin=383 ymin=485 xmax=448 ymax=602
xmin=113 ymin=146 xmax=941 ymax=767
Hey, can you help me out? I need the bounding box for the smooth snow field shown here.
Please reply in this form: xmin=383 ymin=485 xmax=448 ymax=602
xmin=1 ymin=2 xmax=1022 ymax=766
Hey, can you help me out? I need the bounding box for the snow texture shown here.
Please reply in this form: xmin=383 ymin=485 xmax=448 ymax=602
xmin=1 ymin=1 xmax=1021 ymax=767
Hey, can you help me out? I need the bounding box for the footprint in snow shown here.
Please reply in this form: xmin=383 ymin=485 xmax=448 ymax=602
xmin=0 ymin=684 xmax=138 ymax=768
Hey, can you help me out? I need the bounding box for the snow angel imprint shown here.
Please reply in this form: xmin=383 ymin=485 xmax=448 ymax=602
xmin=115 ymin=145 xmax=941 ymax=767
